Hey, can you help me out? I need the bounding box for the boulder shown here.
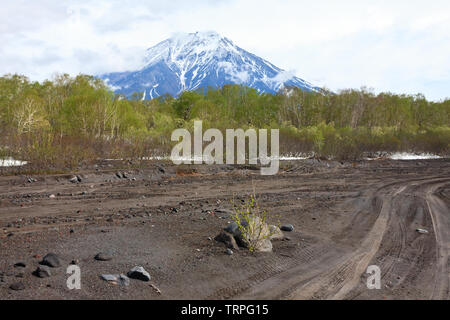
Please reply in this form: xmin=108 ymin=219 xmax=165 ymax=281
xmin=100 ymin=274 xmax=130 ymax=286
xmin=69 ymin=176 xmax=79 ymax=183
xmin=232 ymin=216 xmax=272 ymax=252
xmin=281 ymin=224 xmax=294 ymax=232
xmin=9 ymin=282 xmax=25 ymax=291
xmin=95 ymin=250 xmax=114 ymax=261
xmin=254 ymin=238 xmax=273 ymax=253
xmin=224 ymin=222 xmax=239 ymax=235
xmin=214 ymin=232 xmax=239 ymax=250
xmin=269 ymin=225 xmax=285 ymax=240
xmin=34 ymin=265 xmax=51 ymax=278
xmin=14 ymin=262 xmax=26 ymax=268
xmin=127 ymin=266 xmax=151 ymax=282
xmin=40 ymin=253 xmax=61 ymax=268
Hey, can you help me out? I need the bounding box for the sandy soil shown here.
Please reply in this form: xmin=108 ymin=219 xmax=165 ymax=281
xmin=0 ymin=159 xmax=449 ymax=300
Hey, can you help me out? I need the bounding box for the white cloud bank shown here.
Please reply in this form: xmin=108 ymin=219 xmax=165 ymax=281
xmin=1 ymin=0 xmax=449 ymax=100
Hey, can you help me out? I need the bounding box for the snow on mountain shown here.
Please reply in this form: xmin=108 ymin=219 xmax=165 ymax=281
xmin=99 ymin=31 xmax=319 ymax=99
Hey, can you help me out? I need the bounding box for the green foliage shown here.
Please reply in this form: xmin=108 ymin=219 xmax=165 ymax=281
xmin=231 ymin=193 xmax=277 ymax=253
xmin=0 ymin=73 xmax=449 ymax=172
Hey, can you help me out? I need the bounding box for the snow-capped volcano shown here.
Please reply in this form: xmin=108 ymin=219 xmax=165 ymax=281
xmin=99 ymin=31 xmax=319 ymax=99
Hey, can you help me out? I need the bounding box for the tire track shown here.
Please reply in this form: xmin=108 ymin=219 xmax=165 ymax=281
xmin=235 ymin=176 xmax=450 ymax=300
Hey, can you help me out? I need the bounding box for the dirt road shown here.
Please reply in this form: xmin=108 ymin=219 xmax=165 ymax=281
xmin=0 ymin=159 xmax=449 ymax=300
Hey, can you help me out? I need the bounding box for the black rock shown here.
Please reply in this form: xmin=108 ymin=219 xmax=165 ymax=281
xmin=95 ymin=250 xmax=114 ymax=261
xmin=214 ymin=232 xmax=239 ymax=250
xmin=127 ymin=266 xmax=151 ymax=282
xmin=281 ymin=224 xmax=294 ymax=232
xmin=224 ymin=222 xmax=239 ymax=235
xmin=34 ymin=265 xmax=51 ymax=278
xmin=40 ymin=253 xmax=61 ymax=268
xmin=69 ymin=176 xmax=78 ymax=183
xmin=10 ymin=282 xmax=25 ymax=291
xmin=14 ymin=262 xmax=26 ymax=268
xmin=101 ymin=274 xmax=130 ymax=286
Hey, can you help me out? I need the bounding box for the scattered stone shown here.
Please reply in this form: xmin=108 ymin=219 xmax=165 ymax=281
xmin=255 ymin=238 xmax=273 ymax=253
xmin=281 ymin=224 xmax=294 ymax=232
xmin=214 ymin=232 xmax=239 ymax=250
xmin=226 ymin=249 xmax=234 ymax=255
xmin=416 ymin=229 xmax=429 ymax=234
xmin=34 ymin=265 xmax=51 ymax=278
xmin=9 ymin=282 xmax=25 ymax=291
xmin=224 ymin=222 xmax=239 ymax=235
xmin=95 ymin=250 xmax=114 ymax=261
xmin=127 ymin=266 xmax=151 ymax=282
xmin=100 ymin=274 xmax=117 ymax=282
xmin=14 ymin=262 xmax=26 ymax=268
xmin=69 ymin=176 xmax=79 ymax=183
xmin=269 ymin=225 xmax=284 ymax=240
xmin=100 ymin=274 xmax=130 ymax=286
xmin=150 ymin=283 xmax=162 ymax=295
xmin=115 ymin=172 xmax=123 ymax=179
xmin=40 ymin=253 xmax=61 ymax=268
xmin=118 ymin=274 xmax=130 ymax=286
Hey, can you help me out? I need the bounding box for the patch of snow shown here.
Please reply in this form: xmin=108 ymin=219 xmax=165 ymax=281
xmin=0 ymin=158 xmax=27 ymax=167
xmin=389 ymin=153 xmax=442 ymax=160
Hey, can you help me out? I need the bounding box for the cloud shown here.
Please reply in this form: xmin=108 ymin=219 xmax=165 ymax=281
xmin=0 ymin=0 xmax=449 ymax=100
xmin=218 ymin=61 xmax=250 ymax=83
xmin=271 ymin=71 xmax=296 ymax=83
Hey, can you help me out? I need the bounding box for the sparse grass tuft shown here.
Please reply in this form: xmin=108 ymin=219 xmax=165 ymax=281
xmin=231 ymin=191 xmax=279 ymax=252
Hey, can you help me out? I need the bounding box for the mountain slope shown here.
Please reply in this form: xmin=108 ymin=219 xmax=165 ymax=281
xmin=99 ymin=31 xmax=319 ymax=99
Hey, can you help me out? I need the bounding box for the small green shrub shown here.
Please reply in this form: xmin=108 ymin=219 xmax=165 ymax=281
xmin=230 ymin=193 xmax=279 ymax=252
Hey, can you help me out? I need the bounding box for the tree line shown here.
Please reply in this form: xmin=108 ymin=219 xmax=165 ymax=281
xmin=0 ymin=73 xmax=449 ymax=171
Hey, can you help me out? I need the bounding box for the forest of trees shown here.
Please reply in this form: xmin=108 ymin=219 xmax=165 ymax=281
xmin=0 ymin=73 xmax=449 ymax=171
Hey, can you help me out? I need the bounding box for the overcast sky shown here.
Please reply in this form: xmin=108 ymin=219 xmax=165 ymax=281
xmin=1 ymin=0 xmax=449 ymax=100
